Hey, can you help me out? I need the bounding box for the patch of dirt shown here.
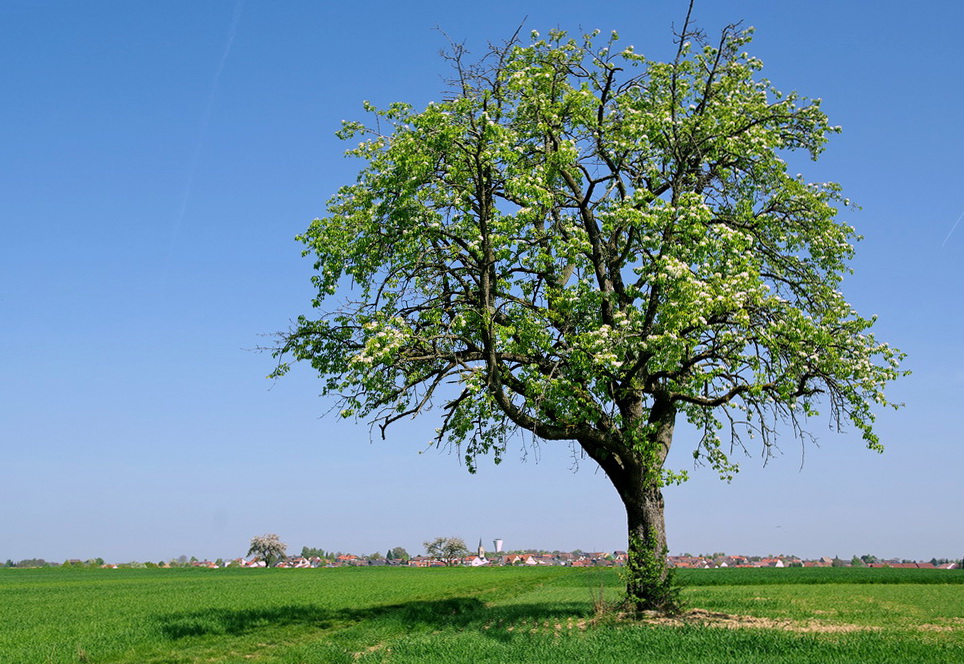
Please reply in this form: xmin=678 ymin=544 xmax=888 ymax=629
xmin=917 ymin=618 xmax=964 ymax=633
xmin=485 ymin=608 xmax=964 ymax=635
xmin=633 ymin=608 xmax=879 ymax=634
xmin=353 ymin=642 xmax=388 ymax=660
xmin=494 ymin=617 xmax=589 ymax=633
xmin=487 ymin=610 xmax=964 ymax=636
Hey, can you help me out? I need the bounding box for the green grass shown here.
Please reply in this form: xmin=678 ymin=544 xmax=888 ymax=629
xmin=1 ymin=566 xmax=962 ymax=663
xmin=679 ymin=566 xmax=964 ymax=585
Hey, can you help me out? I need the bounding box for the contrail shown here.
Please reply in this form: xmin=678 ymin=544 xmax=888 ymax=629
xmin=166 ymin=0 xmax=245 ymax=265
xmin=941 ymin=209 xmax=964 ymax=247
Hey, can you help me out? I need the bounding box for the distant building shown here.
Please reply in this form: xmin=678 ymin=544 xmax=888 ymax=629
xmin=470 ymin=538 xmax=488 ymax=566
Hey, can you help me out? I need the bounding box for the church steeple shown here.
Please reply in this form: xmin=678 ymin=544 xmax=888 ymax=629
xmin=477 ymin=538 xmax=485 ymax=559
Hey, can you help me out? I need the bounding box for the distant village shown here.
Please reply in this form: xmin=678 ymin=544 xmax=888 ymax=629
xmin=9 ymin=539 xmax=958 ymax=570
xmin=237 ymin=550 xmax=961 ymax=571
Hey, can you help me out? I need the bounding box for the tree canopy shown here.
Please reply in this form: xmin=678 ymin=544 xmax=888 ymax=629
xmin=387 ymin=546 xmax=411 ymax=561
xmin=300 ymin=546 xmax=329 ymax=560
xmin=424 ymin=537 xmax=469 ymax=564
xmin=248 ymin=533 xmax=287 ymax=567
xmin=274 ymin=15 xmax=904 ymax=610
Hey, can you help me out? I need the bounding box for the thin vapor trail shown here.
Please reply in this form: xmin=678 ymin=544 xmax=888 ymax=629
xmin=941 ymin=209 xmax=964 ymax=247
xmin=165 ymin=0 xmax=245 ymax=266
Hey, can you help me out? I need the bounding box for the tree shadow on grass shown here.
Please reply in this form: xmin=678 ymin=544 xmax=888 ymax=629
xmin=157 ymin=597 xmax=589 ymax=642
xmin=158 ymin=604 xmax=339 ymax=639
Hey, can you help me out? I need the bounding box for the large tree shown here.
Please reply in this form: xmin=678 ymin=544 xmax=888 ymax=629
xmin=424 ymin=537 xmax=469 ymax=565
xmin=247 ymin=533 xmax=287 ymax=567
xmin=273 ymin=15 xmax=904 ymax=611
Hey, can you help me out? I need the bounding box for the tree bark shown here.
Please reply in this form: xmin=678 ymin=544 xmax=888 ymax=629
xmin=622 ymin=481 xmax=676 ymax=612
xmin=580 ymin=452 xmax=679 ymax=612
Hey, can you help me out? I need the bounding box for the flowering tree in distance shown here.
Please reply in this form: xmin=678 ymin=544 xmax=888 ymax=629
xmin=273 ymin=11 xmax=904 ymax=611
xmin=423 ymin=537 xmax=469 ymax=565
xmin=247 ymin=533 xmax=286 ymax=567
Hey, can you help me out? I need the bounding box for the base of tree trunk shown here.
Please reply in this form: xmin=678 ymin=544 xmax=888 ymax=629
xmin=623 ymin=531 xmax=683 ymax=615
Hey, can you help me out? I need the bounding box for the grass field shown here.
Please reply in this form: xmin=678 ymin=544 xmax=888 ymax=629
xmin=2 ymin=566 xmax=962 ymax=663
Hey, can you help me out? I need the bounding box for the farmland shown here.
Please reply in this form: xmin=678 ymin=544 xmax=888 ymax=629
xmin=2 ymin=566 xmax=962 ymax=663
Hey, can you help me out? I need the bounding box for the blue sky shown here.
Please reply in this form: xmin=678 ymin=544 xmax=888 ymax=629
xmin=2 ymin=0 xmax=962 ymax=564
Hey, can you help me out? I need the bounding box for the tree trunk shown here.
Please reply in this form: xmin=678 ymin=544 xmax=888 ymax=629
xmin=586 ymin=397 xmax=679 ymax=613
xmin=622 ymin=480 xmax=677 ymax=612
xmin=585 ymin=453 xmax=679 ymax=613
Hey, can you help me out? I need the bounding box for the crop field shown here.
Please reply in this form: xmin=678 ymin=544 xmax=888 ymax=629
xmin=2 ymin=566 xmax=962 ymax=663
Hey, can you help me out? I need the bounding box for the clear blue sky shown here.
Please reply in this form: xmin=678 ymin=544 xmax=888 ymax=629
xmin=2 ymin=0 xmax=961 ymax=564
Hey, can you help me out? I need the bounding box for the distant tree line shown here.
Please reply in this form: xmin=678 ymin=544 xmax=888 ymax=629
xmin=3 ymin=558 xmax=106 ymax=568
xmin=5 ymin=558 xmax=52 ymax=568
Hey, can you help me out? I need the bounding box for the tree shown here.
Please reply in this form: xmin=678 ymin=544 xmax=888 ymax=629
xmin=388 ymin=546 xmax=410 ymax=561
xmin=423 ymin=537 xmax=469 ymax=565
xmin=273 ymin=10 xmax=904 ymax=612
xmin=301 ymin=546 xmax=328 ymax=559
xmin=247 ymin=533 xmax=287 ymax=567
